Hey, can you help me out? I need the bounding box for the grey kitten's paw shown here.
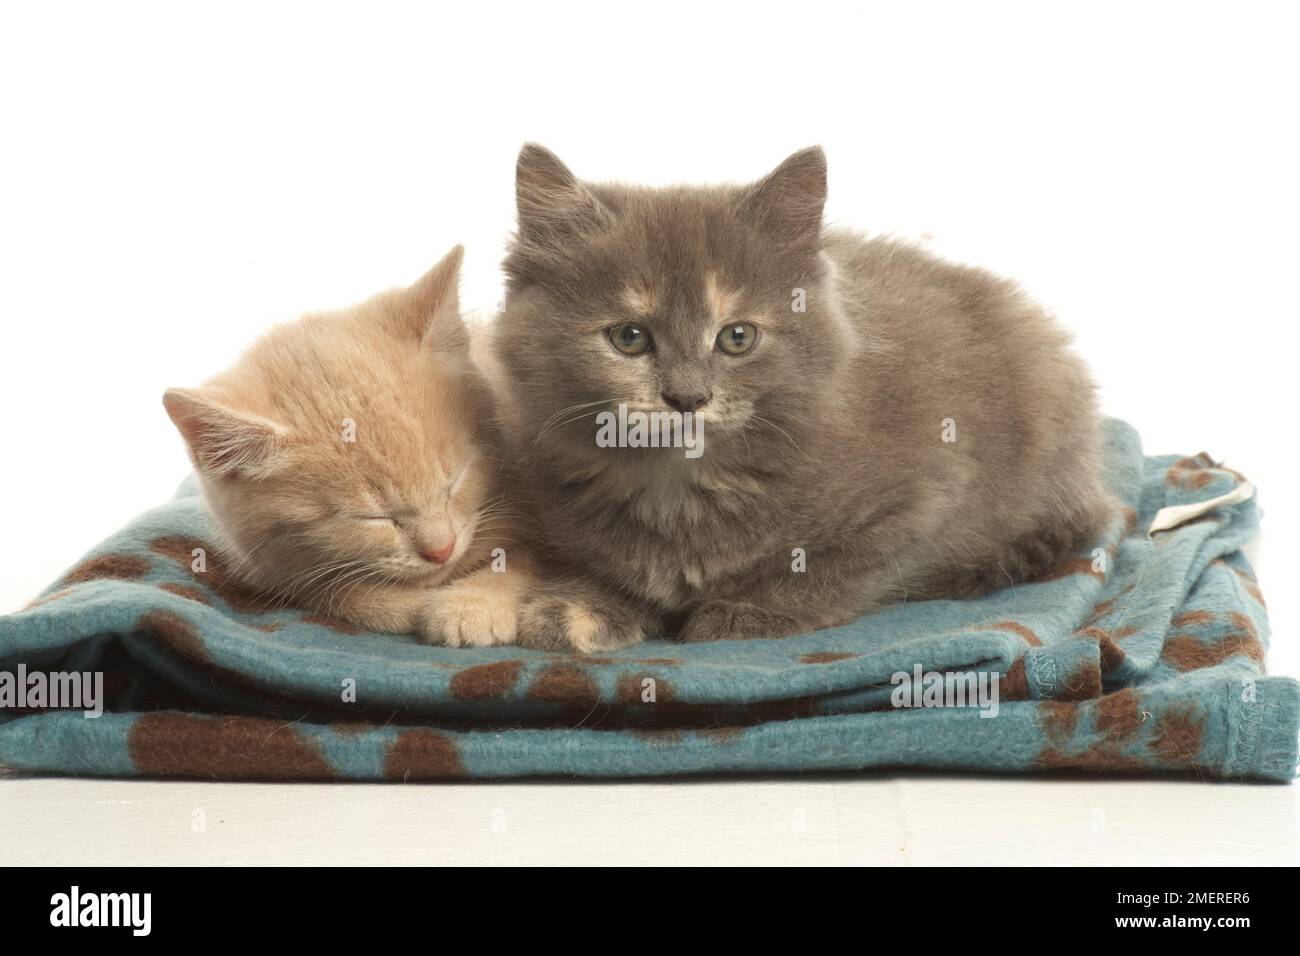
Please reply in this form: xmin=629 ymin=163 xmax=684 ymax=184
xmin=677 ymin=599 xmax=804 ymax=642
xmin=518 ymin=596 xmax=644 ymax=653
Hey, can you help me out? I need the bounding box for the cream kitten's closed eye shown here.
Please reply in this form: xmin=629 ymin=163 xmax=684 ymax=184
xmin=320 ymin=451 xmax=487 ymax=582
xmin=448 ymin=462 xmax=469 ymax=496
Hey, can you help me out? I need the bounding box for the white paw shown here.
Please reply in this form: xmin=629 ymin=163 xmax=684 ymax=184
xmin=422 ymin=584 xmax=520 ymax=647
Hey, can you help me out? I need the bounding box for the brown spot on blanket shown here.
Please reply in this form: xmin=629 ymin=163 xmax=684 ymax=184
xmin=632 ymin=729 xmax=685 ymax=747
xmin=987 ymin=620 xmax=1043 ymax=647
xmin=1165 ymin=453 xmax=1216 ymax=487
xmin=1078 ymin=626 xmax=1127 ymax=673
xmin=61 ymin=554 xmax=151 ymax=586
xmin=138 ymin=610 xmax=211 ymax=664
xmin=129 ymin=713 xmax=335 ymax=780
xmin=1038 ymin=700 xmax=1080 ymax=746
xmin=1097 ymin=634 xmax=1126 ymax=672
xmin=1149 ymin=705 xmax=1206 ymax=766
xmin=1162 ymin=631 xmax=1264 ymax=672
xmin=1122 ymin=507 xmax=1138 ymax=534
xmin=450 ymin=660 xmax=524 ymax=700
xmin=149 ymin=535 xmax=281 ymax=614
xmin=1037 ymin=744 xmax=1145 ymax=774
xmin=1087 ymin=596 xmax=1118 ymax=620
xmin=384 ymin=729 xmax=464 ymax=780
xmin=527 ymin=664 xmax=600 ymax=706
xmin=697 ymin=726 xmax=746 ymax=744
xmin=1036 ymin=689 xmax=1152 ymax=772
xmin=1094 ymin=688 xmax=1144 ymax=742
xmin=1060 ymin=660 xmax=1103 ymax=701
xmin=1001 ymin=658 xmax=1030 ymax=701
xmin=800 ymin=651 xmax=859 ymax=664
xmin=157 ymin=582 xmax=213 ymax=605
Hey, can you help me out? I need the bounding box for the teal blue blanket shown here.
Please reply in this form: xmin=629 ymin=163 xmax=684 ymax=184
xmin=1 ymin=420 xmax=1296 ymax=781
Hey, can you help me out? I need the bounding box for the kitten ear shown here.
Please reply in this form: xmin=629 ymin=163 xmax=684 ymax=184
xmin=163 ymin=388 xmax=289 ymax=479
xmin=515 ymin=143 xmax=610 ymax=243
xmin=407 ymin=244 xmax=468 ymax=354
xmin=739 ymin=146 xmax=827 ymax=247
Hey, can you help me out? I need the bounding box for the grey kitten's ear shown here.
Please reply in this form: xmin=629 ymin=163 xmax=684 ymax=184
xmin=515 ymin=143 xmax=609 ymax=243
xmin=408 ymin=244 xmax=468 ymax=353
xmin=739 ymin=146 xmax=827 ymax=246
xmin=163 ymin=388 xmax=289 ymax=479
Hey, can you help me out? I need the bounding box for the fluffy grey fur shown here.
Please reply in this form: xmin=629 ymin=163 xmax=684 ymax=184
xmin=492 ymin=144 xmax=1111 ymax=647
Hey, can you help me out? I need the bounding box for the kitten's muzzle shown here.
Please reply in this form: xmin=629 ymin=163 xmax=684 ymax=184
xmin=419 ymin=539 xmax=456 ymax=565
xmin=661 ymin=389 xmax=712 ymax=413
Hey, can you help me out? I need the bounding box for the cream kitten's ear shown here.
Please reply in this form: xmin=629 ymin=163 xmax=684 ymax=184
xmin=515 ymin=143 xmax=610 ymax=243
xmin=163 ymin=388 xmax=289 ymax=479
xmin=408 ymin=244 xmax=468 ymax=353
xmin=739 ymin=146 xmax=827 ymax=247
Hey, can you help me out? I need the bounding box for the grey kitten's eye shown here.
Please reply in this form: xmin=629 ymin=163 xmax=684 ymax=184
xmin=608 ymin=323 xmax=652 ymax=356
xmin=717 ymin=322 xmax=758 ymax=356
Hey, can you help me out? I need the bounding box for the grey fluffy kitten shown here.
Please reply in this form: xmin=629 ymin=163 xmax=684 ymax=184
xmin=493 ymin=144 xmax=1111 ymax=649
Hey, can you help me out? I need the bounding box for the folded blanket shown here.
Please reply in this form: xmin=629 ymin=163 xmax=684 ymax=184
xmin=1 ymin=419 xmax=1296 ymax=782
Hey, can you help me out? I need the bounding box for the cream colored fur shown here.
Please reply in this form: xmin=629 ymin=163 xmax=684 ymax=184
xmin=163 ymin=247 xmax=534 ymax=643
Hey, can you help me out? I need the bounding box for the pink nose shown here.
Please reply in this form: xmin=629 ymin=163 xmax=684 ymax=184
xmin=420 ymin=539 xmax=456 ymax=565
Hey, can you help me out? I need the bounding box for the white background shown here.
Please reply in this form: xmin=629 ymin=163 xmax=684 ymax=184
xmin=1 ymin=1 xmax=1296 ymax=864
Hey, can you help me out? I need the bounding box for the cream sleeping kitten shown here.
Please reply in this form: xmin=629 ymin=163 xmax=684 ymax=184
xmin=163 ymin=246 xmax=533 ymax=645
